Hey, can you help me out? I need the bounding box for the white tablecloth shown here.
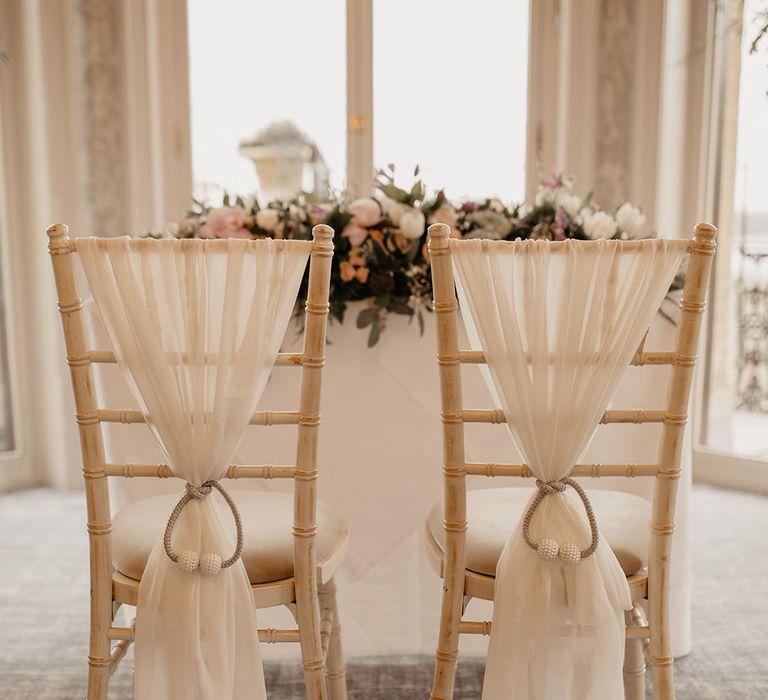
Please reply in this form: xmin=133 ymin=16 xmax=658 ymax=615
xmin=96 ymin=302 xmax=691 ymax=659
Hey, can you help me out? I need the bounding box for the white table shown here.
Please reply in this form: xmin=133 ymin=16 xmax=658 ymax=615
xmin=97 ymin=301 xmax=691 ymax=659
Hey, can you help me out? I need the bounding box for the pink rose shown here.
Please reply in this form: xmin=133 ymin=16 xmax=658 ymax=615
xmin=342 ymin=222 xmax=368 ymax=247
xmin=200 ymin=206 xmax=252 ymax=239
xmin=461 ymin=202 xmax=477 ymax=214
xmin=348 ymin=197 xmax=381 ymax=227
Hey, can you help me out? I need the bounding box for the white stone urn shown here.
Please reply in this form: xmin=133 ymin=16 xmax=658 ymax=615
xmin=239 ymin=121 xmax=325 ymax=202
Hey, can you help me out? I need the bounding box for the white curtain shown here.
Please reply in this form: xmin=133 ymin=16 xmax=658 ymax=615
xmin=451 ymin=237 xmax=688 ymax=700
xmin=77 ymin=236 xmax=311 ymax=699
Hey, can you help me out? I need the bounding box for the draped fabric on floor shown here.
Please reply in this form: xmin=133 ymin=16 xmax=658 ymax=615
xmin=451 ymin=237 xmax=689 ymax=700
xmin=78 ymin=237 xmax=311 ymax=700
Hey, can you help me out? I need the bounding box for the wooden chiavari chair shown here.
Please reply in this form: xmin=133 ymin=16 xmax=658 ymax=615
xmin=425 ymin=222 xmax=717 ymax=699
xmin=47 ymin=223 xmax=348 ymax=700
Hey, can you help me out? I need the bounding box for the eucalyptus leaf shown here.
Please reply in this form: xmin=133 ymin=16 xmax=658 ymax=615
xmin=357 ymin=307 xmax=376 ymax=328
xmin=378 ymin=183 xmax=409 ymax=203
xmin=410 ymin=181 xmax=425 ymax=202
xmin=367 ymin=317 xmax=381 ymax=347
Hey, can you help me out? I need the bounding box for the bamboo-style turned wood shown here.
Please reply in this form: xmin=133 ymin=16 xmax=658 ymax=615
xmin=647 ymin=223 xmax=716 ymax=700
xmin=87 ymin=350 xmax=305 ymax=367
xmin=426 ymin=222 xmax=717 ymax=700
xmin=48 ymin=224 xmax=347 ymax=700
xmin=96 ymin=408 xmax=301 ymax=425
xmin=461 ymin=408 xmax=668 ymax=425
xmin=101 ymin=463 xmax=298 ymax=479
xmin=456 ymin=350 xmax=677 ymax=366
xmin=47 ymin=224 xmax=112 ymax=700
xmin=463 ymin=462 xmax=659 ymax=478
xmin=292 ymin=224 xmax=344 ymax=700
xmin=428 ymin=224 xmax=469 ymax=700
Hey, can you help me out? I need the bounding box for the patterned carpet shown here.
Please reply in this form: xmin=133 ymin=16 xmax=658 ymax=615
xmin=1 ymin=485 xmax=766 ymax=699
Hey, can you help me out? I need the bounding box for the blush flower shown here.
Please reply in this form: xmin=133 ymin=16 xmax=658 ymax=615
xmin=348 ymin=197 xmax=382 ymax=227
xmin=342 ymin=222 xmax=369 ymax=247
xmin=200 ymin=206 xmax=252 ymax=239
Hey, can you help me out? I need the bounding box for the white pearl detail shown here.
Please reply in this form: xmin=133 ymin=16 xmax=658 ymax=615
xmin=200 ymin=552 xmax=222 ymax=576
xmin=558 ymin=542 xmax=581 ymax=565
xmin=177 ymin=550 xmax=199 ymax=573
xmin=537 ymin=537 xmax=559 ymax=561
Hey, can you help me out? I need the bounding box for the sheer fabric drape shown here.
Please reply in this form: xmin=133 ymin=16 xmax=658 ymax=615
xmin=451 ymin=238 xmax=688 ymax=700
xmin=77 ymin=237 xmax=311 ymax=700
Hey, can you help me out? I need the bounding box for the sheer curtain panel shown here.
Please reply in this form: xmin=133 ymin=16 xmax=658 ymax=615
xmin=77 ymin=237 xmax=310 ymax=699
xmin=451 ymin=237 xmax=688 ymax=700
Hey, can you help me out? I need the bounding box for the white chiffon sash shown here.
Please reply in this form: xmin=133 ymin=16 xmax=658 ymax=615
xmin=451 ymin=238 xmax=688 ymax=700
xmin=78 ymin=237 xmax=311 ymax=699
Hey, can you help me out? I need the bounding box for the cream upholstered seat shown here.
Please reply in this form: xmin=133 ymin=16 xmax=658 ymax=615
xmin=426 ymin=487 xmax=650 ymax=578
xmin=113 ymin=492 xmax=349 ymax=584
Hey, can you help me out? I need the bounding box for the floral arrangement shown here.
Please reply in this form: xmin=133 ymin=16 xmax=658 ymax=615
xmin=156 ymin=169 xmax=649 ymax=346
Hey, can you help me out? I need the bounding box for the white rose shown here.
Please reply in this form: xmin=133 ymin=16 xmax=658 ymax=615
xmin=534 ymin=188 xmax=554 ymax=208
xmin=615 ymin=202 xmax=646 ymax=235
xmin=386 ymin=201 xmax=410 ymax=226
xmin=399 ymin=207 xmax=426 ymax=239
xmin=583 ymin=210 xmax=617 ymax=240
xmin=489 ymin=198 xmax=506 ymax=213
xmin=559 ymin=194 xmax=582 ymax=218
xmin=256 ymin=208 xmax=280 ymax=232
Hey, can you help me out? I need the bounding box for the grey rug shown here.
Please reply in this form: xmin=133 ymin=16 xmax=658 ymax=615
xmin=1 ymin=485 xmax=766 ymax=698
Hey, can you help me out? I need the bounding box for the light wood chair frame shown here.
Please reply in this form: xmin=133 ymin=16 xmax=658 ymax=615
xmin=425 ymin=222 xmax=717 ymax=700
xmin=47 ymin=223 xmax=348 ymax=700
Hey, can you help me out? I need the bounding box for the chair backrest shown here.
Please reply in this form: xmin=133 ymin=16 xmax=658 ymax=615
xmin=427 ymin=221 xmax=716 ymax=612
xmin=46 ymin=223 xmax=334 ymax=599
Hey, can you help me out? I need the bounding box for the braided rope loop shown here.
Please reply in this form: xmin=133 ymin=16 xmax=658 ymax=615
xmin=521 ymin=477 xmax=600 ymax=563
xmin=163 ymin=480 xmax=244 ymax=572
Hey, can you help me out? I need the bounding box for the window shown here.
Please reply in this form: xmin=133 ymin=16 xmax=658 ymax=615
xmin=702 ymin=0 xmax=768 ymax=460
xmin=373 ymin=0 xmax=530 ymax=200
xmin=187 ymin=0 xmax=347 ymax=200
xmin=188 ymin=0 xmax=530 ymax=203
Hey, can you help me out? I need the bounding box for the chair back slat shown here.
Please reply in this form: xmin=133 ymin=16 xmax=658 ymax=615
xmin=88 ymin=349 xmax=304 ymax=367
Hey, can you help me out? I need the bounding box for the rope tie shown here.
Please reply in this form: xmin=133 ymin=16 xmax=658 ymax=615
xmin=163 ymin=480 xmax=244 ymax=576
xmin=521 ymin=477 xmax=599 ymax=565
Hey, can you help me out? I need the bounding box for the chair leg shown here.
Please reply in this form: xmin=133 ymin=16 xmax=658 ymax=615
xmin=319 ymin=578 xmax=347 ymax=700
xmin=648 ymin=597 xmax=675 ymax=699
xmin=623 ymin=615 xmax=646 ymax=700
xmin=295 ymin=548 xmax=328 ymax=699
xmin=430 ymin=571 xmax=463 ymax=699
xmin=87 ymin=575 xmax=113 ymax=698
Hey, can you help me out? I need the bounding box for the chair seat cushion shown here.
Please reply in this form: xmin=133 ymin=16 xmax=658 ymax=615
xmin=427 ymin=487 xmax=650 ymax=577
xmin=112 ymin=490 xmax=347 ymax=584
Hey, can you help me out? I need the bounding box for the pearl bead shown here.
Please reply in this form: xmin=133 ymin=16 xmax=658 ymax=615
xmin=177 ymin=550 xmax=199 ymax=573
xmin=537 ymin=538 xmax=559 ymax=561
xmin=200 ymin=552 xmax=222 ymax=576
xmin=558 ymin=542 xmax=581 ymax=565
